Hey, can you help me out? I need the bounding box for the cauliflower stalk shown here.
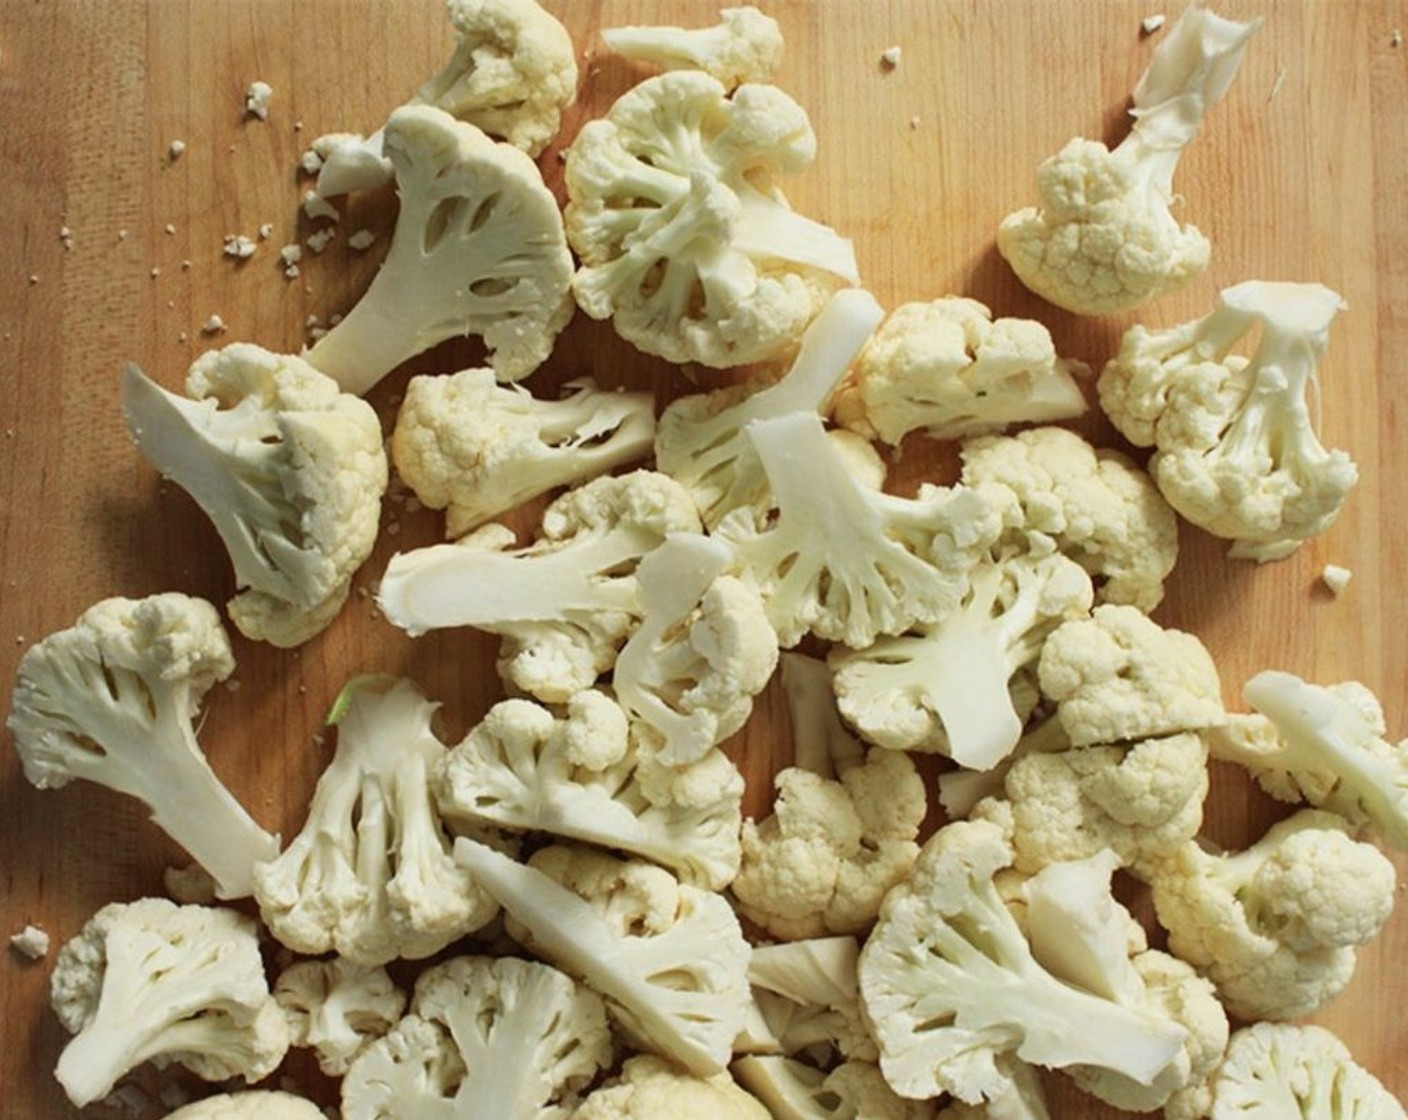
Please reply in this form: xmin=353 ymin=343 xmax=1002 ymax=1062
xmin=832 ymin=297 xmax=1088 ymax=446
xmin=341 ymin=954 xmax=611 ymax=1120
xmin=252 ymin=676 xmax=498 ymax=965
xmin=7 ymin=593 xmax=277 ymax=900
xmin=306 ymin=105 xmax=573 ymax=393
xmin=1098 ymin=280 xmax=1356 ymax=561
xmin=391 ymin=368 xmax=656 ymax=539
xmin=121 ymin=345 xmax=387 ymax=647
xmin=1151 ymin=808 xmax=1398 ymax=1021
xmin=454 ymin=839 xmax=751 ymax=1076
xmin=565 ymin=70 xmax=859 ymax=367
xmin=602 ymin=6 xmax=784 ymax=88
xmin=435 ymin=689 xmax=744 ymax=889
xmin=274 ymin=958 xmax=407 ymax=1077
xmin=49 ymin=899 xmax=289 ymax=1108
xmin=998 ymin=5 xmax=1261 ymax=314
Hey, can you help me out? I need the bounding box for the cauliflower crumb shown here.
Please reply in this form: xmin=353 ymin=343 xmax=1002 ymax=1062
xmin=167 ymin=138 xmax=186 ymax=159
xmin=1391 ymin=28 xmax=1403 ymax=47
xmin=118 ymin=228 xmax=128 ymax=240
xmin=302 ymin=190 xmax=340 ymax=223
xmin=347 ymin=228 xmax=376 ymax=251
xmin=223 ymin=233 xmax=257 ymax=259
xmin=27 ymin=273 xmax=38 ymax=284
xmin=9 ymin=924 xmax=50 ymax=960
xmin=149 ymin=267 xmax=160 ymax=279
xmin=181 ymin=259 xmax=192 ymax=270
xmin=244 ymin=79 xmax=273 ymax=120
xmin=1321 ymin=563 xmax=1353 ymax=596
xmin=258 ymin=222 xmax=274 ymax=240
xmin=279 ymin=243 xmax=303 ymax=278
xmin=909 ymin=115 xmax=921 ymax=129
xmin=880 ymin=45 xmax=902 ymax=68
xmin=299 ymin=147 xmax=324 ymax=176
xmin=59 ymin=226 xmax=74 ymax=250
xmin=1142 ymin=13 xmax=1167 ymax=33
xmin=201 ymin=314 xmax=227 ymax=335
xmin=164 ymin=223 xmax=176 ymax=235
xmin=305 ymin=227 xmax=337 ymax=254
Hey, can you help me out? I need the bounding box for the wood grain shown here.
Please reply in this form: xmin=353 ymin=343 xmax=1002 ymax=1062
xmin=1 ymin=2 xmax=1405 ymax=1117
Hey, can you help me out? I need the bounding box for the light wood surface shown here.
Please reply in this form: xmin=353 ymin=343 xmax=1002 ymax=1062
xmin=2 ymin=2 xmax=1406 ymax=1116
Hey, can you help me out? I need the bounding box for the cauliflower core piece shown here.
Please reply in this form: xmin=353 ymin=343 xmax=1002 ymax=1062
xmin=565 ymin=70 xmax=859 ymax=368
xmin=998 ymin=6 xmax=1261 ymax=314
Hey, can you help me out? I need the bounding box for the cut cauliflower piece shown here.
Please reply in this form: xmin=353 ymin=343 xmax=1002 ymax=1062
xmin=575 ymin=1054 xmax=770 ymax=1120
xmin=313 ymin=0 xmax=577 ymax=193
xmin=341 ymin=954 xmax=611 ymax=1120
xmin=613 ymin=533 xmax=779 ymax=765
xmin=49 ymin=899 xmax=288 ymax=1108
xmin=932 ymin=1058 xmax=1050 ymax=1120
xmin=306 ymin=105 xmax=573 ymax=393
xmin=1151 ymin=808 xmax=1397 ymax=1020
xmin=252 ymin=677 xmax=499 ymax=966
xmin=391 ymin=368 xmax=656 ymax=538
xmin=832 ymin=297 xmax=1087 ymax=445
xmin=378 ymin=470 xmax=701 ymax=699
xmin=565 ymin=70 xmax=859 ymax=368
xmin=959 ymin=425 xmax=1179 ymax=611
xmin=1190 ymin=1022 xmax=1407 ymax=1120
xmin=1098 ymin=280 xmax=1356 ymax=561
xmin=655 ymin=288 xmax=885 ymax=528
xmin=857 ymin=819 xmax=1189 ymax=1105
xmin=717 ymin=410 xmax=1002 ymax=648
xmin=163 ymin=1091 xmax=326 ymax=1119
xmin=602 ymin=6 xmax=784 ymax=88
xmin=7 ymin=593 xmax=277 ymax=900
xmin=746 ymin=935 xmax=877 ymax=1064
xmin=455 ymin=839 xmax=752 ymax=1076
xmin=998 ymin=6 xmax=1261 ymax=314
xmin=274 ymin=958 xmax=406 ymax=1077
xmin=436 ymin=689 xmax=744 ymax=889
xmin=122 ymin=345 xmax=387 ymax=647
xmin=1214 ymin=670 xmax=1408 ymax=850
xmin=733 ymin=1055 xmax=939 ymax=1120
xmin=1037 ymin=603 xmax=1225 ymax=748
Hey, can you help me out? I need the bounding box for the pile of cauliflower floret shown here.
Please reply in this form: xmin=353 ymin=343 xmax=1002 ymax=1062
xmin=7 ymin=3 xmax=1404 ymax=1119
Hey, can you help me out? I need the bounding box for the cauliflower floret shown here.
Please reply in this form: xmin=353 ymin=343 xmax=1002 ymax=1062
xmin=306 ymin=105 xmax=573 ymax=392
xmin=122 ymin=345 xmax=387 ymax=647
xmin=391 ymin=368 xmax=656 ymax=538
xmin=832 ymin=297 xmax=1088 ymax=445
xmin=163 ymin=1091 xmax=326 ymax=1119
xmin=746 ymin=935 xmax=877 ymax=1064
xmin=49 ymin=899 xmax=288 ymax=1108
xmin=7 ymin=593 xmax=277 ymax=899
xmin=274 ymin=958 xmax=406 ymax=1076
xmin=602 ymin=6 xmax=784 ymax=88
xmin=997 ymin=7 xmax=1261 ymax=314
xmin=959 ymin=425 xmax=1179 ymax=612
xmin=1150 ymin=809 xmax=1397 ymax=1020
xmin=252 ymin=677 xmax=499 ymax=965
xmin=574 ymin=1054 xmax=770 ymax=1120
xmin=734 ymin=1055 xmax=939 ymax=1120
xmin=1099 ymin=281 xmax=1356 ymax=561
xmin=1037 ymin=604 xmax=1225 ymax=748
xmin=564 ymin=70 xmax=858 ymax=368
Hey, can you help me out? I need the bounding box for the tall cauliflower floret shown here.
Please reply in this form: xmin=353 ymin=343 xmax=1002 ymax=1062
xmin=857 ymin=819 xmax=1190 ymax=1106
xmin=717 ymin=411 xmax=1002 ymax=649
xmin=378 ymin=470 xmax=701 ymax=701
xmin=313 ymin=0 xmax=578 ymax=194
xmin=122 ymin=345 xmax=387 ymax=648
xmin=49 ymin=899 xmax=289 ymax=1108
xmin=829 ymin=533 xmax=1094 ymax=769
xmin=252 ymin=677 xmax=499 ymax=966
xmin=392 ymin=368 xmax=656 ymax=539
xmin=655 ymin=288 xmax=885 ymax=528
xmin=613 ymin=533 xmax=779 ymax=765
xmin=959 ymin=425 xmax=1179 ymax=612
xmin=306 ymin=105 xmax=573 ymax=393
xmin=831 ymin=297 xmax=1088 ymax=446
xmin=435 ymin=689 xmax=744 ymax=889
xmin=7 ymin=593 xmax=277 ymax=900
xmin=602 ymin=6 xmax=784 ymax=89
xmin=455 ymin=839 xmax=752 ymax=1076
xmin=1103 ymin=281 xmax=1357 ymax=561
xmin=341 ymin=955 xmax=611 ymax=1120
xmin=565 ymin=70 xmax=860 ymax=368
xmin=997 ymin=6 xmax=1261 ymax=315
xmin=1150 ymin=809 xmax=1397 ymax=1021
xmin=1218 ymin=670 xmax=1408 ymax=850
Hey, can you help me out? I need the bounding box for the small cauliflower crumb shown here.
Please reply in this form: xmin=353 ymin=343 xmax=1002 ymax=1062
xmin=299 ymin=147 xmax=324 ymax=175
xmin=167 ymin=138 xmax=186 ymax=160
xmin=1390 ymin=28 xmax=1403 ymax=47
xmin=258 ymin=222 xmax=274 ymax=240
xmin=880 ymin=45 xmax=902 ymax=69
xmin=244 ymin=79 xmax=273 ymax=120
xmin=27 ymin=274 xmax=38 ymax=284
xmin=302 ymin=189 xmax=340 ymax=223
xmin=149 ymin=267 xmax=160 ymax=279
xmin=909 ymin=115 xmax=921 ymax=129
xmin=59 ymin=226 xmax=74 ymax=250
xmin=305 ymin=226 xmax=337 ymax=254
xmin=1321 ymin=563 xmax=1353 ymax=596
xmin=279 ymin=243 xmax=303 ymax=279
xmin=201 ymin=313 xmax=227 ymax=335
xmin=347 ymin=228 xmax=376 ymax=251
xmin=9 ymin=924 xmax=50 ymax=960
xmin=223 ymin=233 xmax=257 ymax=259
xmin=164 ymin=223 xmax=176 ymax=235
xmin=1142 ymin=13 xmax=1167 ymax=33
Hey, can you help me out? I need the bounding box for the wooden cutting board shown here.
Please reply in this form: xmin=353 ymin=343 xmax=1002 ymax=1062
xmin=1 ymin=2 xmax=1405 ymax=1116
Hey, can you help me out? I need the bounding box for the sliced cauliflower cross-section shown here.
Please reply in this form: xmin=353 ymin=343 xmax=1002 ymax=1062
xmin=122 ymin=345 xmax=387 ymax=647
xmin=306 ymin=105 xmax=573 ymax=393
xmin=565 ymin=70 xmax=860 ymax=368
